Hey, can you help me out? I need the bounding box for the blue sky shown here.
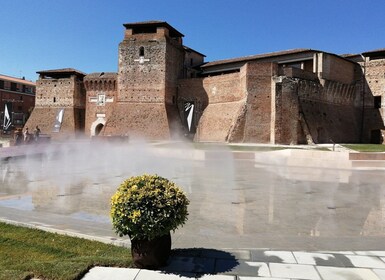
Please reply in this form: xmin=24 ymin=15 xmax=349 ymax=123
xmin=1 ymin=0 xmax=384 ymax=81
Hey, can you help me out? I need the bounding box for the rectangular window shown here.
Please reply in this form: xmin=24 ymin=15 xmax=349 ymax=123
xmin=0 ymin=80 xmax=4 ymax=89
xmin=11 ymin=82 xmax=17 ymax=91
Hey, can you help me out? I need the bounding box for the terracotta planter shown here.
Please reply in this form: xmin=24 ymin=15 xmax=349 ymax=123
xmin=130 ymin=232 xmax=171 ymax=269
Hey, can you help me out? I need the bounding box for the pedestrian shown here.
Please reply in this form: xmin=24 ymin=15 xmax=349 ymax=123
xmin=33 ymin=125 xmax=41 ymax=142
xmin=23 ymin=127 xmax=31 ymax=144
xmin=14 ymin=128 xmax=23 ymax=146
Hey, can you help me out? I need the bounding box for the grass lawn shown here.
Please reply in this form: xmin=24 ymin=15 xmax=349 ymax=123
xmin=0 ymin=222 xmax=132 ymax=280
xmin=342 ymin=144 xmax=385 ymax=152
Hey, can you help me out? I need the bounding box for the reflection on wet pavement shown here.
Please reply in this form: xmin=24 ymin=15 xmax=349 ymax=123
xmin=1 ymin=142 xmax=385 ymax=250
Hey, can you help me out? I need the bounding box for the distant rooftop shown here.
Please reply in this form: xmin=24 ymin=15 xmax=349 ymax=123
xmin=0 ymin=74 xmax=36 ymax=86
xmin=37 ymin=68 xmax=86 ymax=79
xmin=202 ymin=49 xmax=318 ymax=68
xmin=362 ymin=48 xmax=385 ymax=58
xmin=123 ymin=20 xmax=184 ymax=38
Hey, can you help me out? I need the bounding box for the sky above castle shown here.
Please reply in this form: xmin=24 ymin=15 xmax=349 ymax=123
xmin=1 ymin=0 xmax=384 ymax=82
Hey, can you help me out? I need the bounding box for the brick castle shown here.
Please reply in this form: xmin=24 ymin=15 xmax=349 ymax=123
xmin=25 ymin=21 xmax=385 ymax=144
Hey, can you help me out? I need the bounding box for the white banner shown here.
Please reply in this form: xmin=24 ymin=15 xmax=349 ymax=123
xmin=3 ymin=103 xmax=11 ymax=131
xmin=53 ymin=108 xmax=64 ymax=132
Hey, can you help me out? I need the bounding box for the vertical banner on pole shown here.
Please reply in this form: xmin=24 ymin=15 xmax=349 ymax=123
xmin=53 ymin=108 xmax=64 ymax=132
xmin=3 ymin=103 xmax=12 ymax=131
xmin=184 ymin=102 xmax=194 ymax=132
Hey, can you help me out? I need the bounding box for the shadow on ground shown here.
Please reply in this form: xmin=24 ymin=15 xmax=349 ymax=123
xmin=160 ymin=248 xmax=239 ymax=278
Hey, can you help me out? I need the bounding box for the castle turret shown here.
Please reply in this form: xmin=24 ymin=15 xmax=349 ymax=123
xmin=25 ymin=68 xmax=86 ymax=139
xmin=103 ymin=21 xmax=185 ymax=139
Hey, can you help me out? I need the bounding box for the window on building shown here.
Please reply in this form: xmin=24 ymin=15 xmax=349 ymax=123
xmin=139 ymin=47 xmax=144 ymax=57
xmin=374 ymin=96 xmax=382 ymax=108
xmin=0 ymin=80 xmax=4 ymax=89
xmin=53 ymin=97 xmax=56 ymax=103
xmin=11 ymin=82 xmax=17 ymax=91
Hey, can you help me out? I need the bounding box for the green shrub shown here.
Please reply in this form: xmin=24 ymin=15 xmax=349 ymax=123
xmin=110 ymin=174 xmax=189 ymax=241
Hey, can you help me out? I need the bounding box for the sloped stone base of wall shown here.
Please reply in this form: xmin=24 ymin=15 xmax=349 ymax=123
xmin=103 ymin=103 xmax=179 ymax=140
xmin=195 ymin=100 xmax=245 ymax=142
xmin=25 ymin=107 xmax=82 ymax=140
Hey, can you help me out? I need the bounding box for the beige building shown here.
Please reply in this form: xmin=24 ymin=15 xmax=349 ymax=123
xmin=26 ymin=21 xmax=385 ymax=144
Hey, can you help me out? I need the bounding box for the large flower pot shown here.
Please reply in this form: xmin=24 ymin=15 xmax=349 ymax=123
xmin=130 ymin=232 xmax=171 ymax=269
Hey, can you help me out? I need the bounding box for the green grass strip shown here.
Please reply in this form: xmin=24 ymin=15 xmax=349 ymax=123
xmin=0 ymin=222 xmax=132 ymax=280
xmin=342 ymin=144 xmax=385 ymax=152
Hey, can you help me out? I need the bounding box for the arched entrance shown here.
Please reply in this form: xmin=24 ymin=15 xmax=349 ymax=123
xmin=95 ymin=123 xmax=104 ymax=136
xmin=90 ymin=117 xmax=106 ymax=137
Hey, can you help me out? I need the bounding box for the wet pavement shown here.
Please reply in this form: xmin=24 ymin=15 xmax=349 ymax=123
xmin=2 ymin=141 xmax=385 ymax=279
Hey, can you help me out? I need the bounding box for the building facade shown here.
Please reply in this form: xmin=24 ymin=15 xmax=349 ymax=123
xmin=25 ymin=21 xmax=385 ymax=144
xmin=0 ymin=74 xmax=36 ymax=133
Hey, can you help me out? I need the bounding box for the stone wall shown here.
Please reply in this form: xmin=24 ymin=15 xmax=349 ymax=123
xmin=274 ymin=79 xmax=303 ymax=144
xmin=191 ymin=72 xmax=244 ymax=142
xmin=242 ymin=62 xmax=275 ymax=143
xmin=25 ymin=107 xmax=84 ymax=140
xmin=35 ymin=76 xmax=85 ymax=109
xmin=318 ymin=53 xmax=356 ymax=84
xmin=180 ymin=62 xmax=276 ymax=143
xmin=104 ymin=28 xmax=185 ymax=139
xmin=298 ymin=79 xmax=361 ymax=143
xmin=26 ymin=75 xmax=86 ymax=139
xmin=365 ymin=59 xmax=385 ymax=97
xmin=103 ymin=103 xmax=171 ymax=139
xmin=177 ymin=78 xmax=209 ymax=135
xmin=117 ymin=35 xmax=167 ymax=103
xmin=361 ymin=58 xmax=385 ymax=143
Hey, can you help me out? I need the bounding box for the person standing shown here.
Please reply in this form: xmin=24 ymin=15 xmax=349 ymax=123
xmin=23 ymin=127 xmax=30 ymax=143
xmin=33 ymin=125 xmax=41 ymax=142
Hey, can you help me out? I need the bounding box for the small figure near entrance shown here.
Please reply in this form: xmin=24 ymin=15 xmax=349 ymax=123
xmin=14 ymin=128 xmax=23 ymax=146
xmin=33 ymin=125 xmax=41 ymax=142
xmin=23 ymin=127 xmax=31 ymax=144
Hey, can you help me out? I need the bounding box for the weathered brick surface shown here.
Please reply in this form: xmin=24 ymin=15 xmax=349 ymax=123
xmin=26 ymin=74 xmax=85 ymax=139
xmin=84 ymin=73 xmax=117 ymax=136
xmin=103 ymin=103 xmax=171 ymax=139
xmin=35 ymin=77 xmax=85 ymax=108
xmin=320 ymin=53 xmax=356 ymax=84
xmin=188 ymin=72 xmax=244 ymax=141
xmin=195 ymin=101 xmax=245 ymax=142
xmin=105 ymin=24 xmax=184 ymax=139
xmin=26 ymin=21 xmax=385 ymax=145
xmin=242 ymin=62 xmax=274 ymax=143
xmin=25 ymin=107 xmax=84 ymax=140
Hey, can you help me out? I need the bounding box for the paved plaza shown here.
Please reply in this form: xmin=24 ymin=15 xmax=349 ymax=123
xmin=1 ymin=141 xmax=385 ymax=279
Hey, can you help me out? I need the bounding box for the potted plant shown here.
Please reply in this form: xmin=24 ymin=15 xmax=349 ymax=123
xmin=110 ymin=174 xmax=189 ymax=269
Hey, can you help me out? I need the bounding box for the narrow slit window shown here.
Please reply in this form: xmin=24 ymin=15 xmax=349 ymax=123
xmin=139 ymin=47 xmax=144 ymax=57
xmin=374 ymin=96 xmax=381 ymax=108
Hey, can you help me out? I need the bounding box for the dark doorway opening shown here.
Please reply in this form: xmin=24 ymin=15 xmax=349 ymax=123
xmin=95 ymin=123 xmax=104 ymax=136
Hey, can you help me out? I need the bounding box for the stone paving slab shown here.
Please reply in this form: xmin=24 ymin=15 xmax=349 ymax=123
xmin=269 ymin=263 xmax=321 ymax=280
xmin=345 ymin=255 xmax=385 ymax=269
xmin=251 ymin=251 xmax=296 ymax=264
xmin=316 ymin=266 xmax=381 ymax=280
xmin=80 ymin=250 xmax=385 ymax=279
xmin=292 ymin=252 xmax=346 ymax=267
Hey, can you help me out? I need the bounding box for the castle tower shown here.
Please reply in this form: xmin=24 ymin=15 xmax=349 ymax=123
xmin=84 ymin=72 xmax=117 ymax=137
xmin=103 ymin=21 xmax=185 ymax=139
xmin=25 ymin=68 xmax=86 ymax=139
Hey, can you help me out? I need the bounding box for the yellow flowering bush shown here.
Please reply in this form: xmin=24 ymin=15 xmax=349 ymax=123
xmin=110 ymin=174 xmax=189 ymax=241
